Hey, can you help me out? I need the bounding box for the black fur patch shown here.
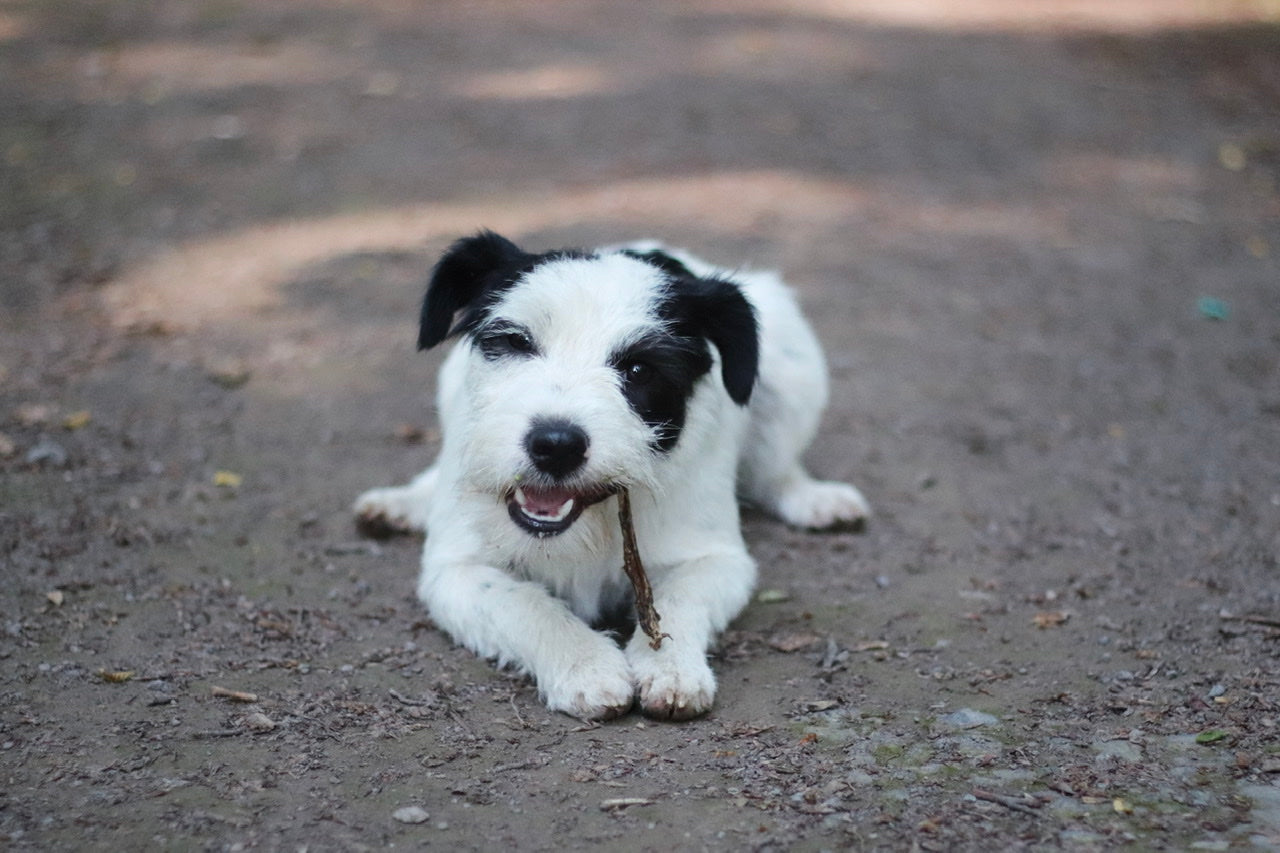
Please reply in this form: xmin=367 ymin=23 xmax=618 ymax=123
xmin=610 ymin=332 xmax=713 ymax=451
xmin=620 ymin=248 xmax=694 ymax=280
xmin=609 ymin=266 xmax=760 ymax=452
xmin=418 ymin=231 xmax=588 ymax=350
xmin=654 ymin=274 xmax=759 ymax=406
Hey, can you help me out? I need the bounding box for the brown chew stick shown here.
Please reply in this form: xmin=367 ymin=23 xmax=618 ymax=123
xmin=617 ymin=488 xmax=669 ymax=650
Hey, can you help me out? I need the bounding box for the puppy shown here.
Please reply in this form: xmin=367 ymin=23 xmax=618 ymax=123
xmin=354 ymin=232 xmax=868 ymax=720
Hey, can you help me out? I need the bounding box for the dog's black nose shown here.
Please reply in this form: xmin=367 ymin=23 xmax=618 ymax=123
xmin=524 ymin=419 xmax=589 ymax=479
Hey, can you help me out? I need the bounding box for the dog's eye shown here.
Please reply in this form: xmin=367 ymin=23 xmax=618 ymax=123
xmin=479 ymin=329 xmax=536 ymax=359
xmin=623 ymin=361 xmax=654 ymax=384
xmin=504 ymin=332 xmax=535 ymax=354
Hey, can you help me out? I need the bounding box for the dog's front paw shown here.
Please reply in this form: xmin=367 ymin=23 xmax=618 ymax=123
xmin=775 ymin=479 xmax=870 ymax=531
xmin=352 ymin=486 xmax=426 ymax=537
xmin=627 ymin=643 xmax=716 ymax=721
xmin=540 ymin=645 xmax=635 ymax=721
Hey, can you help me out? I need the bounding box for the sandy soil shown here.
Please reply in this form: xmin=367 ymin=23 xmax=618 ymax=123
xmin=2 ymin=1 xmax=1278 ymax=849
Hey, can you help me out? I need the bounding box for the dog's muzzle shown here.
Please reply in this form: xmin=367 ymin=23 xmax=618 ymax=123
xmin=508 ymin=419 xmax=613 ymax=536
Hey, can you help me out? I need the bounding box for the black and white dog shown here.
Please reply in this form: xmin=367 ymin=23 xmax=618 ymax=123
xmin=354 ymin=232 xmax=868 ymax=720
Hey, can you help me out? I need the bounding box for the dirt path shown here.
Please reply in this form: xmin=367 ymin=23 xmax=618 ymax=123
xmin=2 ymin=2 xmax=1278 ymax=849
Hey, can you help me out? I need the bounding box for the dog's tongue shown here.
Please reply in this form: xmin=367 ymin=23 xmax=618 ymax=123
xmin=514 ymin=485 xmax=576 ymax=520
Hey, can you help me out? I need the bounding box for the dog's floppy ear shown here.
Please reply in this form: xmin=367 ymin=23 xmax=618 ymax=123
xmin=419 ymin=231 xmax=529 ymax=350
xmin=668 ymin=277 xmax=760 ymax=405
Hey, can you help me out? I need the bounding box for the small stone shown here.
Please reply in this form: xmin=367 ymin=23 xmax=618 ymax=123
xmin=939 ymin=708 xmax=999 ymax=729
xmin=243 ymin=712 xmax=276 ymax=732
xmin=25 ymin=437 xmax=67 ymax=467
xmin=392 ymin=806 xmax=430 ymax=824
xmin=14 ymin=403 xmax=52 ymax=426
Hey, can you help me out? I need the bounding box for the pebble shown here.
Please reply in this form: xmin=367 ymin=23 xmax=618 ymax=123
xmin=1093 ymin=739 xmax=1142 ymax=763
xmin=392 ymin=806 xmax=430 ymax=824
xmin=939 ymin=708 xmax=999 ymax=730
xmin=243 ymin=712 xmax=276 ymax=732
xmin=25 ymin=437 xmax=68 ymax=467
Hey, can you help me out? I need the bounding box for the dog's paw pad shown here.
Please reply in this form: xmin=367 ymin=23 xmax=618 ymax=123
xmin=776 ymin=480 xmax=870 ymax=532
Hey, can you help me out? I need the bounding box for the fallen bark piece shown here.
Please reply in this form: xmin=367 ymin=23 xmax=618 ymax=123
xmin=617 ymin=488 xmax=669 ymax=650
xmin=600 ymin=797 xmax=655 ymax=811
xmin=211 ymin=685 xmax=259 ymax=703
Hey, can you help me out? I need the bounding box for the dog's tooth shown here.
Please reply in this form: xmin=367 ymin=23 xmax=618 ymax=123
xmin=554 ymin=498 xmax=575 ymax=521
xmin=514 ymin=486 xmax=529 ymax=508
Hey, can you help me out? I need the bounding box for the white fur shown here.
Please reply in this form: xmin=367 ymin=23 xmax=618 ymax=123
xmin=354 ymin=244 xmax=868 ymax=720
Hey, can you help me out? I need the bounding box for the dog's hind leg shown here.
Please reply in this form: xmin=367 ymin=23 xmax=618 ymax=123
xmin=737 ymin=342 xmax=869 ymax=531
xmin=747 ymin=462 xmax=870 ymax=531
xmin=353 ymin=464 xmax=438 ymax=536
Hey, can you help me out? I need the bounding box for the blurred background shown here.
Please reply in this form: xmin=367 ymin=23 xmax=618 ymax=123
xmin=1 ymin=1 xmax=1278 ymax=849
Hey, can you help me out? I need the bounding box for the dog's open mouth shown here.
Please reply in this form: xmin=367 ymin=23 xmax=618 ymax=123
xmin=507 ymin=483 xmax=616 ymax=537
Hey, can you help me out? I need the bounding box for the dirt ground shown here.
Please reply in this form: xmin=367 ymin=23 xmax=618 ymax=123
xmin=2 ymin=1 xmax=1279 ymax=849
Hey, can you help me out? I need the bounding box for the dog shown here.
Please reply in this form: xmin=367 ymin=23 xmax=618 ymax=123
xmin=353 ymin=231 xmax=868 ymax=720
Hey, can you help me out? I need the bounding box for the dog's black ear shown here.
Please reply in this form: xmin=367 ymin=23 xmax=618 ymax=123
xmin=666 ymin=277 xmax=760 ymax=405
xmin=419 ymin=231 xmax=529 ymax=350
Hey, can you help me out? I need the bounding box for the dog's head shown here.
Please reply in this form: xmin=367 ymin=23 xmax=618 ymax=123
xmin=419 ymin=231 xmax=759 ymax=538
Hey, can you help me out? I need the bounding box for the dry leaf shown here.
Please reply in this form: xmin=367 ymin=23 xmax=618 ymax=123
xmin=1112 ymin=797 xmax=1134 ymax=814
xmin=768 ymin=632 xmax=822 ymax=653
xmin=1218 ymin=141 xmax=1246 ymax=171
xmin=798 ymin=699 xmax=840 ymax=713
xmin=212 ymin=470 xmax=242 ymax=488
xmin=62 ymin=410 xmax=92 ymax=430
xmin=1033 ymin=610 xmax=1069 ymax=629
xmin=98 ymin=669 xmax=135 ymax=683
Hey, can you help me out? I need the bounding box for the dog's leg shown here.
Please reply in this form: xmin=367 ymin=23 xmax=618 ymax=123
xmin=761 ymin=467 xmax=870 ymax=531
xmin=740 ymin=394 xmax=870 ymax=530
xmin=352 ymin=465 xmax=438 ymax=535
xmin=624 ymin=551 xmax=755 ymax=720
xmin=419 ymin=562 xmax=635 ymax=721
